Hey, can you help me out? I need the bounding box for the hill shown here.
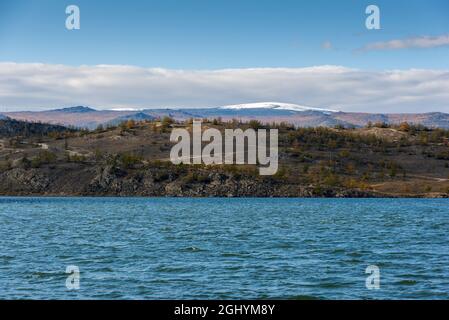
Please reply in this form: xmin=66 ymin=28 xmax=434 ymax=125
xmin=0 ymin=118 xmax=448 ymax=197
xmin=106 ymin=112 xmax=155 ymax=126
xmin=0 ymin=118 xmax=75 ymax=138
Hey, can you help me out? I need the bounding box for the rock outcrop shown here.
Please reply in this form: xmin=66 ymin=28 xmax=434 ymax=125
xmin=0 ymin=164 xmax=399 ymax=197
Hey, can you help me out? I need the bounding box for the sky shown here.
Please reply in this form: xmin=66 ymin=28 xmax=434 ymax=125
xmin=0 ymin=0 xmax=448 ymax=112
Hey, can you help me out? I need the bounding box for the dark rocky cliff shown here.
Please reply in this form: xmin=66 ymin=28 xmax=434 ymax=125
xmin=0 ymin=164 xmax=390 ymax=197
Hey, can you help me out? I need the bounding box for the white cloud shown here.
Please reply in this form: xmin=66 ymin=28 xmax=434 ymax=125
xmin=360 ymin=34 xmax=449 ymax=51
xmin=0 ymin=62 xmax=448 ymax=113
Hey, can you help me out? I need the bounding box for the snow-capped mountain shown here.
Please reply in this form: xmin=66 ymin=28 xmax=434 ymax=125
xmin=2 ymin=104 xmax=449 ymax=129
xmin=219 ymin=102 xmax=338 ymax=113
xmin=108 ymin=108 xmax=145 ymax=111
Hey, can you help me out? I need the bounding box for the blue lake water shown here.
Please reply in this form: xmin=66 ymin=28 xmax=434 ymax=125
xmin=0 ymin=197 xmax=448 ymax=299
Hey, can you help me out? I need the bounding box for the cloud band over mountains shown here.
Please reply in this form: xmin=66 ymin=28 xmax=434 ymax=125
xmin=0 ymin=62 xmax=448 ymax=113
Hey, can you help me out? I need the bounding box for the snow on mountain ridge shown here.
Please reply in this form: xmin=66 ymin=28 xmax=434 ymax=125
xmin=108 ymin=108 xmax=145 ymax=111
xmin=219 ymin=102 xmax=338 ymax=113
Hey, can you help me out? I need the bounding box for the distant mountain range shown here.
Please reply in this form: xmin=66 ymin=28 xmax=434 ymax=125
xmin=1 ymin=102 xmax=449 ymax=129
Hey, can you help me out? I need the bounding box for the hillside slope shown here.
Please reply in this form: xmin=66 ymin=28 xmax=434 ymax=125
xmin=0 ymin=118 xmax=448 ymax=197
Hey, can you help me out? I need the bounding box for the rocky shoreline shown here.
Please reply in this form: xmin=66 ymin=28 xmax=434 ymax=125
xmin=1 ymin=165 xmax=447 ymax=198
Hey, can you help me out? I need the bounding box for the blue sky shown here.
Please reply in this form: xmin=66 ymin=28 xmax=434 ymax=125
xmin=0 ymin=0 xmax=449 ymax=112
xmin=0 ymin=0 xmax=448 ymax=69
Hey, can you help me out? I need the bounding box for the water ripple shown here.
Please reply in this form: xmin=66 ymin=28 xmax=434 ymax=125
xmin=0 ymin=197 xmax=448 ymax=299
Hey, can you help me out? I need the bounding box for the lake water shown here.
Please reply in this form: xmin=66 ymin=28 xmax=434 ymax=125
xmin=0 ymin=197 xmax=448 ymax=299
